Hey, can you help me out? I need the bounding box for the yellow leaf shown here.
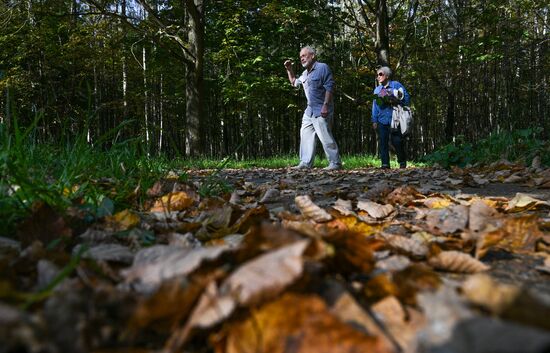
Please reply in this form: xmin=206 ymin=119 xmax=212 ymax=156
xmin=151 ymin=191 xmax=194 ymax=212
xmin=109 ymin=209 xmax=140 ymax=231
xmin=422 ymin=197 xmax=453 ymax=209
xmin=334 ymin=215 xmax=384 ymax=236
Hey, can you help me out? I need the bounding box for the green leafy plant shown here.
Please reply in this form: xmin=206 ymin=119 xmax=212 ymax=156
xmin=424 ymin=129 xmax=549 ymax=168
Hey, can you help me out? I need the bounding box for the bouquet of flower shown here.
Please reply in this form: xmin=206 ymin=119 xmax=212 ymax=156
xmin=373 ymin=87 xmax=402 ymax=106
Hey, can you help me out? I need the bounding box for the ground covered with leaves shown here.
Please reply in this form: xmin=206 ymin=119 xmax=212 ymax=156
xmin=2 ymin=161 xmax=550 ymax=353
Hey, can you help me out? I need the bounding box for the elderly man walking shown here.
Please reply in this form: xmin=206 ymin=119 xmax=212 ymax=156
xmin=284 ymin=46 xmax=342 ymax=170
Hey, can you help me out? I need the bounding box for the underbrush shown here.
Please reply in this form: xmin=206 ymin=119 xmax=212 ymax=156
xmin=423 ymin=128 xmax=549 ymax=168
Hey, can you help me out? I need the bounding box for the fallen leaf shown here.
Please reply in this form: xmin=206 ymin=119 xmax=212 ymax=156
xmin=330 ymin=291 xmax=396 ymax=352
xmin=165 ymin=241 xmax=311 ymax=351
xmin=219 ymin=239 xmax=310 ymax=306
xmin=468 ymin=199 xmax=501 ymax=234
xmin=421 ymin=197 xmax=454 ymax=209
xmin=385 ymin=185 xmax=423 ymax=206
xmin=106 ymin=209 xmax=140 ymax=231
xmin=462 ymin=273 xmax=550 ymax=330
xmin=150 ymin=191 xmax=194 ymax=212
xmin=295 ymin=195 xmax=333 ymax=222
xmin=122 ymin=245 xmax=230 ymax=290
xmin=332 ymin=198 xmax=355 ymax=216
xmin=129 ymin=269 xmax=223 ymax=332
xmin=331 ymin=215 xmax=385 ymax=235
xmin=428 ymin=250 xmax=489 ymax=273
xmin=370 ymin=296 xmax=426 ymax=351
xmin=357 ymin=200 xmax=395 ymax=219
xmin=393 ymin=264 xmax=442 ymax=305
xmin=324 ymin=231 xmax=382 ymax=275
xmin=212 ymin=293 xmax=391 ymax=353
xmin=383 ymin=234 xmax=428 ymax=259
xmin=476 ymin=215 xmax=544 ymax=258
xmin=505 ymin=193 xmax=550 ymax=213
xmin=425 ymin=205 xmax=469 ymax=235
xmin=461 ymin=273 xmax=520 ymax=314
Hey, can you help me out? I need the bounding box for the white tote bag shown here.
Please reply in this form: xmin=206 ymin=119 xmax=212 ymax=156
xmin=391 ymin=105 xmax=412 ymax=135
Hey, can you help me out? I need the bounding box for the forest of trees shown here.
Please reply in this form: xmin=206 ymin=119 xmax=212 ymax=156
xmin=0 ymin=0 xmax=548 ymax=160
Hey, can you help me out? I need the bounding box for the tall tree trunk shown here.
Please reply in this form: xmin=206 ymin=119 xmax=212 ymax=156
xmin=184 ymin=0 xmax=204 ymax=156
xmin=375 ymin=0 xmax=389 ymax=67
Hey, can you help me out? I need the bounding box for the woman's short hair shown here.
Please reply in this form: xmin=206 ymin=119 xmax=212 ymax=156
xmin=377 ymin=66 xmax=392 ymax=78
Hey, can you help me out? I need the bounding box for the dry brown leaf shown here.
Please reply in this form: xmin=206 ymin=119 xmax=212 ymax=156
xmin=165 ymin=241 xmax=311 ymax=352
xmin=332 ymin=198 xmax=355 ymax=216
xmin=219 ymin=239 xmax=310 ymax=306
xmin=383 ymin=234 xmax=428 ymax=259
xmin=150 ymin=191 xmax=194 ymax=212
xmin=370 ymin=296 xmax=427 ymax=352
xmin=295 ymin=195 xmax=333 ymax=222
xmin=425 ymin=205 xmax=469 ymax=235
xmin=393 ymin=264 xmax=442 ymax=305
xmin=324 ymin=231 xmax=382 ymax=275
xmin=461 ymin=274 xmax=520 ymax=314
xmin=385 ymin=185 xmax=423 ymax=206
xmin=468 ymin=199 xmax=501 ymax=234
xmin=364 ymin=273 xmax=399 ymax=302
xmin=122 ymin=245 xmax=230 ymax=288
xmin=503 ymin=173 xmax=525 ymax=183
xmin=475 ymin=215 xmax=544 ymax=258
xmin=505 ymin=193 xmax=550 ymax=213
xmin=462 ymin=273 xmax=550 ymax=330
xmin=357 ymin=200 xmax=395 ymax=219
xmin=282 ymin=219 xmax=335 ymax=238
xmin=231 ymin=205 xmax=270 ymax=234
xmin=212 ymin=293 xmax=391 ymax=353
xmin=330 ymin=292 xmax=396 ymax=352
xmin=428 ymin=250 xmax=489 ymax=273
xmin=129 ymin=270 xmax=223 ymax=332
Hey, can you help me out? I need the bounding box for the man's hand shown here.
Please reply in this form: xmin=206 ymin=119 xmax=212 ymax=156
xmin=284 ymin=60 xmax=293 ymax=70
xmin=372 ymin=122 xmax=378 ymax=130
xmin=321 ymin=103 xmax=329 ymax=118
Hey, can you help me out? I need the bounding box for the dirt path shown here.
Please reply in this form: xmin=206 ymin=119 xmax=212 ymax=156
xmin=188 ymin=166 xmax=550 ymax=294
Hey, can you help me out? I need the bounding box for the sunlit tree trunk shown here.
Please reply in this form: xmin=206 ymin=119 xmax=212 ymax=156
xmin=143 ymin=46 xmax=150 ymax=155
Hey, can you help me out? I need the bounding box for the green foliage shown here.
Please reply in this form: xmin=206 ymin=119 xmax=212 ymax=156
xmin=0 ymin=117 xmax=180 ymax=237
xmin=424 ymin=129 xmax=549 ymax=168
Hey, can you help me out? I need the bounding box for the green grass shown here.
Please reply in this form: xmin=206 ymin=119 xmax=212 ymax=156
xmin=181 ymin=154 xmax=424 ymax=170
